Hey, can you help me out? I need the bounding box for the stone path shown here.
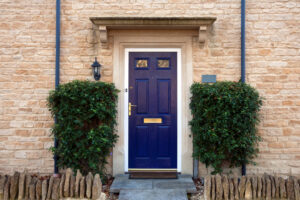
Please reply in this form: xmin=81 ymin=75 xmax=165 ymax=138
xmin=110 ymin=174 xmax=197 ymax=200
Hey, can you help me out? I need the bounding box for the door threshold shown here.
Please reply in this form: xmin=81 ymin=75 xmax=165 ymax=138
xmin=128 ymin=169 xmax=178 ymax=179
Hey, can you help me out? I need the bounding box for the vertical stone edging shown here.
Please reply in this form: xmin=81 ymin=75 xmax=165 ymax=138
xmin=0 ymin=169 xmax=107 ymax=200
xmin=204 ymin=174 xmax=300 ymax=200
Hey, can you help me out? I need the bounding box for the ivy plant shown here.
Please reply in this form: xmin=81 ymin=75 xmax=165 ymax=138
xmin=190 ymin=81 xmax=262 ymax=174
xmin=47 ymin=80 xmax=119 ymax=176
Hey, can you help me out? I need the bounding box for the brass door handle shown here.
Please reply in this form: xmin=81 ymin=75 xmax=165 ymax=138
xmin=129 ymin=102 xmax=137 ymax=116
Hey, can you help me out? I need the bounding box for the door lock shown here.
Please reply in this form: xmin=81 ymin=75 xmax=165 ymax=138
xmin=129 ymin=102 xmax=137 ymax=116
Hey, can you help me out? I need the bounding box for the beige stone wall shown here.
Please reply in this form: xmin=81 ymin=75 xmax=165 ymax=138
xmin=245 ymin=1 xmax=300 ymax=176
xmin=0 ymin=0 xmax=299 ymax=175
xmin=0 ymin=1 xmax=56 ymax=174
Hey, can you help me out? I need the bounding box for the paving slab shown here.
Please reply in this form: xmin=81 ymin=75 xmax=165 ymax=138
xmin=153 ymin=180 xmax=196 ymax=193
xmin=110 ymin=174 xmax=197 ymax=193
xmin=110 ymin=175 xmax=153 ymax=193
xmin=119 ymin=189 xmax=188 ymax=200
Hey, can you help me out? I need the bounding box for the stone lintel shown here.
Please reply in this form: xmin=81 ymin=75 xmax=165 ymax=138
xmin=90 ymin=17 xmax=216 ymax=44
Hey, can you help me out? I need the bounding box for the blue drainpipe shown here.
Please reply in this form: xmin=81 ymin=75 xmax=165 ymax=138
xmin=241 ymin=0 xmax=246 ymax=84
xmin=54 ymin=0 xmax=61 ymax=174
xmin=241 ymin=0 xmax=246 ymax=176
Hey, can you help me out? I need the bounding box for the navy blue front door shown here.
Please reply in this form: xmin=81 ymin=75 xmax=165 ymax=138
xmin=129 ymin=52 xmax=177 ymax=169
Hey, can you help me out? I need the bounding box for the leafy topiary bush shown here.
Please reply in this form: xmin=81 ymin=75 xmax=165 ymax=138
xmin=190 ymin=81 xmax=262 ymax=174
xmin=47 ymin=80 xmax=119 ymax=176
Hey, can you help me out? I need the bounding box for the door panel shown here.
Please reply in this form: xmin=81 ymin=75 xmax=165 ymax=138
xmin=136 ymin=126 xmax=149 ymax=157
xmin=157 ymin=126 xmax=171 ymax=157
xmin=157 ymin=79 xmax=170 ymax=114
xmin=136 ymin=80 xmax=149 ymax=113
xmin=129 ymin=52 xmax=177 ymax=169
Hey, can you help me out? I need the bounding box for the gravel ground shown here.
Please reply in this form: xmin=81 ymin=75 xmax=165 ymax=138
xmin=188 ymin=178 xmax=204 ymax=200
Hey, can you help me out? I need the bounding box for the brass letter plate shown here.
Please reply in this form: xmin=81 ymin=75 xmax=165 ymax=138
xmin=144 ymin=118 xmax=162 ymax=124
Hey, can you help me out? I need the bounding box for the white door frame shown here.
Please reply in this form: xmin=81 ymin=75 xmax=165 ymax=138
xmin=124 ymin=48 xmax=182 ymax=172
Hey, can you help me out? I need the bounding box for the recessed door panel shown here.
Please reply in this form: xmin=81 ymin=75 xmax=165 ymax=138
xmin=157 ymin=126 xmax=170 ymax=157
xmin=157 ymin=79 xmax=170 ymax=114
xmin=136 ymin=126 xmax=150 ymax=157
xmin=136 ymin=80 xmax=149 ymax=114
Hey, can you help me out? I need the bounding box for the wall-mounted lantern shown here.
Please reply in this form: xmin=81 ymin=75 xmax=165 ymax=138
xmin=91 ymin=57 xmax=101 ymax=81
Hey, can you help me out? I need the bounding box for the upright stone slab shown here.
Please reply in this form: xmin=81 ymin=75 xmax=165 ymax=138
xmin=244 ymin=177 xmax=252 ymax=200
xmin=204 ymin=175 xmax=211 ymax=200
xmin=92 ymin=174 xmax=102 ymax=200
xmin=46 ymin=176 xmax=53 ymax=200
xmin=0 ymin=175 xmax=7 ymax=200
xmin=270 ymin=175 xmax=276 ymax=198
xmin=274 ymin=175 xmax=280 ymax=199
xmin=257 ymin=176 xmax=262 ymax=199
xmin=10 ymin=172 xmax=20 ymax=200
xmin=25 ymin=174 xmax=32 ymax=200
xmin=229 ymin=178 xmax=234 ymax=200
xmin=86 ymin=172 xmax=93 ymax=199
xmin=79 ymin=176 xmax=85 ymax=199
xmin=51 ymin=178 xmax=60 ymax=200
xmin=266 ymin=177 xmax=271 ymax=200
xmin=75 ymin=170 xmax=82 ymax=198
xmin=293 ymin=177 xmax=300 ymax=200
xmin=233 ymin=175 xmax=239 ymax=200
xmin=29 ymin=178 xmax=37 ymax=200
xmin=279 ymin=177 xmax=287 ymax=199
xmin=59 ymin=174 xmax=65 ymax=198
xmin=35 ymin=179 xmax=42 ymax=200
xmin=261 ymin=175 xmax=266 ymax=198
xmin=215 ymin=174 xmax=222 ymax=200
xmin=211 ymin=176 xmax=216 ymax=200
xmin=239 ymin=176 xmax=246 ymax=199
xmin=251 ymin=176 xmax=257 ymax=199
xmin=222 ymin=175 xmax=229 ymax=200
xmin=18 ymin=172 xmax=26 ymax=200
xmin=70 ymin=175 xmax=75 ymax=197
xmin=4 ymin=176 xmax=11 ymax=200
xmin=41 ymin=180 xmax=47 ymax=200
xmin=63 ymin=168 xmax=72 ymax=197
xmin=287 ymin=176 xmax=295 ymax=200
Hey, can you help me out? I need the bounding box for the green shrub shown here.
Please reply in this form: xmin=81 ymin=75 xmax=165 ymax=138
xmin=47 ymin=80 xmax=119 ymax=176
xmin=190 ymin=81 xmax=262 ymax=174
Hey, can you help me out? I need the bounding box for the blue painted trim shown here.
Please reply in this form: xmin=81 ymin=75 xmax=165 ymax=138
xmin=241 ymin=0 xmax=246 ymax=176
xmin=54 ymin=0 xmax=61 ymax=174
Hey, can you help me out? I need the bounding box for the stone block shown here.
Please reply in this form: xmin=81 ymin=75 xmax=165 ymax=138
xmin=63 ymin=168 xmax=72 ymax=197
xmin=41 ymin=179 xmax=47 ymax=200
xmin=279 ymin=177 xmax=287 ymax=199
xmin=18 ymin=172 xmax=26 ymax=200
xmin=35 ymin=179 xmax=42 ymax=200
xmin=92 ymin=174 xmax=102 ymax=200
xmin=222 ymin=175 xmax=229 ymax=200
xmin=46 ymin=176 xmax=53 ymax=200
xmin=79 ymin=176 xmax=85 ymax=199
xmin=51 ymin=178 xmax=60 ymax=200
xmin=75 ymin=170 xmax=82 ymax=198
xmin=244 ymin=177 xmax=252 ymax=200
xmin=10 ymin=172 xmax=19 ymax=200
xmin=204 ymin=175 xmax=211 ymax=200
xmin=239 ymin=176 xmax=246 ymax=199
xmin=86 ymin=172 xmax=93 ymax=199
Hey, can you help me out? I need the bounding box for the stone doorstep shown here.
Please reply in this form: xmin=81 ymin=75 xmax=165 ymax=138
xmin=110 ymin=174 xmax=197 ymax=194
xmin=119 ymin=189 xmax=188 ymax=200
